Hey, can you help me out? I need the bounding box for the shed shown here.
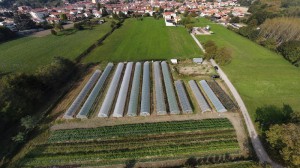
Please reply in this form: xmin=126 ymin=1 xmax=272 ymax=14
xmin=170 ymin=59 xmax=178 ymax=64
xmin=193 ymin=58 xmax=203 ymax=64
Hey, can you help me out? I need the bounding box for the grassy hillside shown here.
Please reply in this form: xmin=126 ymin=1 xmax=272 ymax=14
xmin=84 ymin=18 xmax=202 ymax=63
xmin=195 ymin=18 xmax=300 ymax=120
xmin=0 ymin=22 xmax=111 ymax=73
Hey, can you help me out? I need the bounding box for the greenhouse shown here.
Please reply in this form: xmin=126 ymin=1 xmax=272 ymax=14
xmin=199 ymin=80 xmax=227 ymax=113
xmin=161 ymin=61 xmax=180 ymax=114
xmin=153 ymin=61 xmax=167 ymax=115
xmin=175 ymin=80 xmax=193 ymax=114
xmin=127 ymin=62 xmax=142 ymax=116
xmin=76 ymin=63 xmax=114 ymax=119
xmin=140 ymin=61 xmax=151 ymax=116
xmin=112 ymin=62 xmax=133 ymax=117
xmin=188 ymin=80 xmax=211 ymax=113
xmin=63 ymin=70 xmax=101 ymax=119
xmin=98 ymin=63 xmax=124 ymax=117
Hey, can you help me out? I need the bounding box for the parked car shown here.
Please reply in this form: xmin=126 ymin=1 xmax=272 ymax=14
xmin=211 ymin=75 xmax=220 ymax=79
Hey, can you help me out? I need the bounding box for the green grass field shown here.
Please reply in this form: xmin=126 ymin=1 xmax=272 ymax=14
xmin=0 ymin=22 xmax=111 ymax=73
xmin=83 ymin=18 xmax=202 ymax=63
xmin=195 ymin=18 xmax=300 ymax=120
xmin=20 ymin=119 xmax=240 ymax=167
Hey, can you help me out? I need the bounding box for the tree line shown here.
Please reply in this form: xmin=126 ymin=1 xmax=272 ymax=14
xmin=228 ymin=0 xmax=300 ymax=66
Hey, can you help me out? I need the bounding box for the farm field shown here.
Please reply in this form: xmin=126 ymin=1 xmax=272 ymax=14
xmin=20 ymin=119 xmax=241 ymax=167
xmin=83 ymin=18 xmax=202 ymax=63
xmin=0 ymin=22 xmax=112 ymax=73
xmin=195 ymin=18 xmax=300 ymax=120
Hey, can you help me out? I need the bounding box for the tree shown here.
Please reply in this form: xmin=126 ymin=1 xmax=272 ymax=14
xmin=118 ymin=11 xmax=126 ymax=18
xmin=112 ymin=13 xmax=120 ymax=21
xmin=51 ymin=29 xmax=57 ymax=35
xmin=110 ymin=20 xmax=116 ymax=28
xmin=267 ymin=123 xmax=300 ymax=167
xmin=277 ymin=41 xmax=300 ymax=66
xmin=96 ymin=2 xmax=101 ymax=11
xmin=13 ymin=13 xmax=36 ymax=30
xmin=101 ymin=8 xmax=109 ymax=17
xmin=0 ymin=26 xmax=16 ymax=42
xmin=230 ymin=16 xmax=240 ymax=23
xmin=215 ymin=47 xmax=232 ymax=65
xmin=59 ymin=13 xmax=67 ymax=21
xmin=185 ymin=24 xmax=194 ymax=32
xmin=74 ymin=22 xmax=84 ymax=30
xmin=189 ymin=11 xmax=198 ymax=17
xmin=55 ymin=23 xmax=64 ymax=31
xmin=259 ymin=17 xmax=300 ymax=46
xmin=203 ymin=40 xmax=218 ymax=59
xmin=255 ymin=104 xmax=293 ymax=131
xmin=21 ymin=115 xmax=36 ymax=130
xmin=12 ymin=132 xmax=25 ymax=143
xmin=183 ymin=8 xmax=189 ymax=17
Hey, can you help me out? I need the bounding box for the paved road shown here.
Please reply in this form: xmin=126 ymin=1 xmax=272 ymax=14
xmin=191 ymin=34 xmax=282 ymax=167
xmin=31 ymin=23 xmax=74 ymax=37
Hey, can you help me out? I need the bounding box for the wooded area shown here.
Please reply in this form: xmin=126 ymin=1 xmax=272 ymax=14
xmin=0 ymin=57 xmax=77 ymax=165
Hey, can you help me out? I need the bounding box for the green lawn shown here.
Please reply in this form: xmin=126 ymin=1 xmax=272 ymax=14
xmin=83 ymin=18 xmax=202 ymax=63
xmin=195 ymin=18 xmax=300 ymax=120
xmin=0 ymin=22 xmax=111 ymax=73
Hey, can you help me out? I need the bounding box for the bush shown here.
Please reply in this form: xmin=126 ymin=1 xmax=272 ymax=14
xmin=0 ymin=26 xmax=16 ymax=42
xmin=144 ymin=13 xmax=150 ymax=17
xmin=277 ymin=41 xmax=300 ymax=66
xmin=74 ymin=22 xmax=84 ymax=30
xmin=230 ymin=16 xmax=240 ymax=23
xmin=50 ymin=29 xmax=57 ymax=35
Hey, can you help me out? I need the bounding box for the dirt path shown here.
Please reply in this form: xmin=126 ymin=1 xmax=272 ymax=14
xmin=210 ymin=60 xmax=281 ymax=167
xmin=31 ymin=23 xmax=74 ymax=37
xmin=192 ymin=34 xmax=282 ymax=167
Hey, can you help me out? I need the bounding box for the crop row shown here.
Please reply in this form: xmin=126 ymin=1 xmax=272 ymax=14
xmin=49 ymin=119 xmax=233 ymax=143
xmin=34 ymin=132 xmax=237 ymax=155
xmin=23 ymin=140 xmax=239 ymax=167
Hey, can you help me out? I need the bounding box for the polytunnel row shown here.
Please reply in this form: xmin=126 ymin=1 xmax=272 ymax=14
xmin=63 ymin=62 xmax=229 ymax=119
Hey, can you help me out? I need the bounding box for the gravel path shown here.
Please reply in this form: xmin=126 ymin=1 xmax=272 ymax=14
xmin=191 ymin=34 xmax=282 ymax=167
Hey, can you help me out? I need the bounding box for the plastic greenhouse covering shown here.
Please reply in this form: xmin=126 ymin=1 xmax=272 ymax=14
xmin=76 ymin=63 xmax=113 ymax=119
xmin=140 ymin=61 xmax=151 ymax=116
xmin=153 ymin=61 xmax=167 ymax=115
xmin=188 ymin=80 xmax=211 ymax=113
xmin=98 ymin=63 xmax=124 ymax=117
xmin=199 ymin=80 xmax=227 ymax=113
xmin=161 ymin=61 xmax=180 ymax=114
xmin=112 ymin=62 xmax=133 ymax=117
xmin=63 ymin=70 xmax=101 ymax=119
xmin=127 ymin=62 xmax=142 ymax=116
xmin=174 ymin=80 xmax=193 ymax=114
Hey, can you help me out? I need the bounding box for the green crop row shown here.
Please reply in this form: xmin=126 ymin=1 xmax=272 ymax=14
xmin=48 ymin=119 xmax=233 ymax=143
xmin=23 ymin=140 xmax=239 ymax=167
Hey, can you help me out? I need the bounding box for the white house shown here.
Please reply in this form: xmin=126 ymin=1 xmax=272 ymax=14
xmin=30 ymin=10 xmax=48 ymax=22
